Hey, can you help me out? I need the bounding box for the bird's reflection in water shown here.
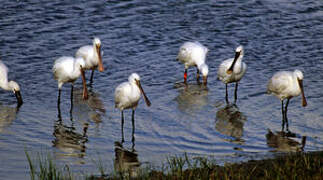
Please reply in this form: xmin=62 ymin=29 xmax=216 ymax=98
xmin=73 ymin=88 xmax=106 ymax=124
xmin=115 ymin=113 xmax=140 ymax=178
xmin=52 ymin=102 xmax=88 ymax=159
xmin=114 ymin=141 xmax=140 ymax=179
xmin=266 ymin=129 xmax=306 ymax=152
xmin=0 ymin=104 xmax=19 ymax=133
xmin=174 ymin=82 xmax=208 ymax=114
xmin=215 ymin=103 xmax=247 ymax=144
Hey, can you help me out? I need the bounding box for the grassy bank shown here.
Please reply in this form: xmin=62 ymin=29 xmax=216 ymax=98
xmin=26 ymin=151 xmax=323 ymax=180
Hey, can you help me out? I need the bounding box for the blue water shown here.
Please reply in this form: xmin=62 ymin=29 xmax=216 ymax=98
xmin=0 ymin=0 xmax=322 ymax=179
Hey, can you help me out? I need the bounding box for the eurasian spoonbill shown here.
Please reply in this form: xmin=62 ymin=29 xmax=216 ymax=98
xmin=115 ymin=73 xmax=151 ymax=142
xmin=53 ymin=56 xmax=88 ymax=107
xmin=176 ymin=42 xmax=209 ymax=85
xmin=75 ymin=37 xmax=104 ymax=84
xmin=0 ymin=60 xmax=23 ymax=107
xmin=267 ymin=69 xmax=307 ymax=131
xmin=218 ymin=45 xmax=246 ymax=103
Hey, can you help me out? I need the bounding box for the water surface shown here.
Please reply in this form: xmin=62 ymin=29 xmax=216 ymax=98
xmin=0 ymin=0 xmax=322 ymax=179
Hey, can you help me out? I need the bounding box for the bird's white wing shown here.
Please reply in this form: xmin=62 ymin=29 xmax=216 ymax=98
xmin=75 ymin=45 xmax=93 ymax=60
xmin=76 ymin=45 xmax=95 ymax=69
xmin=0 ymin=60 xmax=9 ymax=84
xmin=52 ymin=57 xmax=74 ymax=80
xmin=217 ymin=58 xmax=233 ymax=79
xmin=177 ymin=43 xmax=190 ymax=62
xmin=193 ymin=41 xmax=209 ymax=55
xmin=178 ymin=42 xmax=206 ymax=65
xmin=267 ymin=71 xmax=290 ymax=94
xmin=191 ymin=42 xmax=208 ymax=65
xmin=114 ymin=82 xmax=127 ymax=107
xmin=114 ymin=82 xmax=133 ymax=108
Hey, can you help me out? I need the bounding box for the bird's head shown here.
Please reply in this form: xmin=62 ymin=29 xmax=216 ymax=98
xmin=294 ymin=69 xmax=307 ymax=107
xmin=9 ymin=81 xmax=23 ymax=106
xmin=227 ymin=45 xmax=244 ymax=74
xmin=93 ymin=37 xmax=101 ymax=47
xmin=129 ymin=73 xmax=151 ymax=107
xmin=9 ymin=81 xmax=20 ymax=92
xmin=199 ymin=64 xmax=208 ymax=85
xmin=93 ymin=37 xmax=104 ymax=72
xmin=236 ymin=45 xmax=244 ymax=54
xmin=294 ymin=69 xmax=304 ymax=80
xmin=129 ymin=73 xmax=140 ymax=84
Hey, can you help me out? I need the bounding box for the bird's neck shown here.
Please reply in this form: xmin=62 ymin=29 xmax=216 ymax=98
xmin=131 ymin=83 xmax=140 ymax=95
xmin=196 ymin=59 xmax=205 ymax=68
xmin=292 ymin=75 xmax=301 ymax=91
xmin=93 ymin=45 xmax=99 ymax=58
xmin=237 ymin=53 xmax=243 ymax=62
xmin=72 ymin=62 xmax=81 ymax=77
xmin=1 ymin=81 xmax=12 ymax=91
xmin=197 ymin=63 xmax=204 ymax=70
xmin=233 ymin=55 xmax=243 ymax=70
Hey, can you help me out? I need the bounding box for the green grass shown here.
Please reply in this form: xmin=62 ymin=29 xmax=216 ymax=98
xmin=26 ymin=151 xmax=323 ymax=180
xmin=25 ymin=150 xmax=73 ymax=180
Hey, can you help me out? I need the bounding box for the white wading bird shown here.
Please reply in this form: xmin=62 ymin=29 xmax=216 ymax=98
xmin=218 ymin=45 xmax=247 ymax=103
xmin=75 ymin=37 xmax=104 ymax=84
xmin=267 ymin=69 xmax=307 ymax=131
xmin=53 ymin=56 xmax=88 ymax=107
xmin=115 ymin=73 xmax=151 ymax=142
xmin=0 ymin=60 xmax=23 ymax=107
xmin=176 ymin=41 xmax=209 ymax=85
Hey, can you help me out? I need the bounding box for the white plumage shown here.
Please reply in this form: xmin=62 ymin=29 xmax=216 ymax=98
xmin=115 ymin=73 xmax=151 ymax=143
xmin=177 ymin=41 xmax=209 ymax=85
xmin=0 ymin=60 xmax=23 ymax=106
xmin=218 ymin=45 xmax=247 ymax=103
xmin=267 ymin=69 xmax=307 ymax=131
xmin=75 ymin=37 xmax=104 ymax=83
xmin=267 ymin=70 xmax=306 ymax=102
xmin=115 ymin=73 xmax=151 ymax=110
xmin=53 ymin=56 xmax=88 ymax=104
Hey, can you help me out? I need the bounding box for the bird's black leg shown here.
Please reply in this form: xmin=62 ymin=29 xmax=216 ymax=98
xmin=57 ymin=89 xmax=61 ymax=109
xmin=234 ymin=82 xmax=239 ymax=104
xmin=225 ymin=84 xmax=229 ymax=104
xmin=121 ymin=110 xmax=125 ymax=143
xmin=70 ymin=84 xmax=74 ymax=114
xmin=281 ymin=100 xmax=285 ymax=131
xmin=284 ymin=98 xmax=290 ymax=132
xmin=89 ymin=69 xmax=95 ymax=87
xmin=131 ymin=109 xmax=135 ymax=150
xmin=196 ymin=68 xmax=200 ymax=83
xmin=57 ymin=90 xmax=62 ymax=122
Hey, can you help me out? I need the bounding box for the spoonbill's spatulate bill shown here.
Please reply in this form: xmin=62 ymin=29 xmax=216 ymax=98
xmin=75 ymin=37 xmax=104 ymax=84
xmin=218 ymin=45 xmax=247 ymax=103
xmin=176 ymin=41 xmax=209 ymax=85
xmin=114 ymin=73 xmax=151 ymax=142
xmin=267 ymin=69 xmax=307 ymax=131
xmin=53 ymin=56 xmax=88 ymax=107
xmin=0 ymin=60 xmax=23 ymax=107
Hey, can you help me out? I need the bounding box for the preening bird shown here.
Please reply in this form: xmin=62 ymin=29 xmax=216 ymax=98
xmin=267 ymin=69 xmax=307 ymax=131
xmin=177 ymin=41 xmax=209 ymax=85
xmin=0 ymin=60 xmax=23 ymax=107
xmin=75 ymin=37 xmax=104 ymax=84
xmin=114 ymin=73 xmax=151 ymax=142
xmin=53 ymin=56 xmax=88 ymax=107
xmin=218 ymin=45 xmax=247 ymax=103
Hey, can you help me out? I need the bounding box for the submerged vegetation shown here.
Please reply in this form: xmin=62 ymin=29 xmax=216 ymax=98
xmin=26 ymin=151 xmax=323 ymax=180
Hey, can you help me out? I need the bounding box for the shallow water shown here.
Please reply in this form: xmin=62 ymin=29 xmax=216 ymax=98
xmin=0 ymin=0 xmax=322 ymax=179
